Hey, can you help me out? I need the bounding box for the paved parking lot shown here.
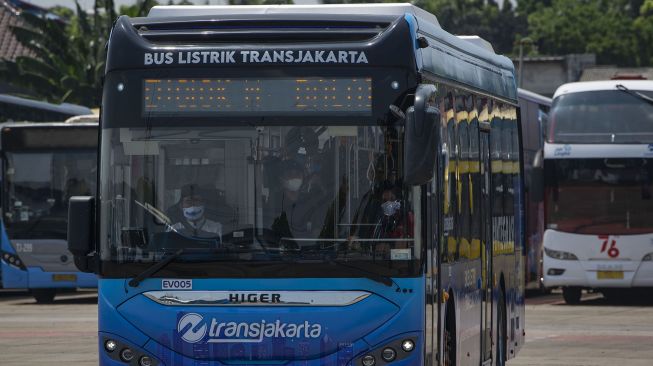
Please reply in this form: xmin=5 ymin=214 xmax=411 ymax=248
xmin=1 ymin=289 xmax=652 ymax=365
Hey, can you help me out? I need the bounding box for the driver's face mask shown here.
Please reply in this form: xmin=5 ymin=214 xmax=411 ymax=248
xmin=283 ymin=178 xmax=303 ymax=192
xmin=183 ymin=205 xmax=205 ymax=221
xmin=382 ymin=200 xmax=401 ymax=216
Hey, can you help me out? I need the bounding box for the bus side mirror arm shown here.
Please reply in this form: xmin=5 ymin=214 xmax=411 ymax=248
xmin=67 ymin=196 xmax=97 ymax=274
xmin=404 ymin=84 xmax=440 ymax=186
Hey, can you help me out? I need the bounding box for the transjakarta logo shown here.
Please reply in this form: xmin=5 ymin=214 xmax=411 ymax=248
xmin=177 ymin=313 xmax=322 ymax=344
xmin=144 ymin=50 xmax=368 ymax=66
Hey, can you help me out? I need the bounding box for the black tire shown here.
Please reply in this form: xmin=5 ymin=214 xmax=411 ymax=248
xmin=32 ymin=289 xmax=56 ymax=303
xmin=496 ymin=291 xmax=507 ymax=366
xmin=562 ymin=287 xmax=582 ymax=305
xmin=443 ymin=299 xmax=456 ymax=366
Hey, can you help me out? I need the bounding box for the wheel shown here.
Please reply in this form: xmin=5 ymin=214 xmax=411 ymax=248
xmin=32 ymin=289 xmax=56 ymax=303
xmin=496 ymin=290 xmax=507 ymax=366
xmin=562 ymin=287 xmax=582 ymax=305
xmin=443 ymin=299 xmax=456 ymax=366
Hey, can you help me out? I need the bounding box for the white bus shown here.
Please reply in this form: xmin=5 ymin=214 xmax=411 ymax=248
xmin=542 ymin=80 xmax=653 ymax=304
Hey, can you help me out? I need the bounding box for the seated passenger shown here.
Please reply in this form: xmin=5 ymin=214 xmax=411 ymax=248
xmin=169 ymin=184 xmax=222 ymax=240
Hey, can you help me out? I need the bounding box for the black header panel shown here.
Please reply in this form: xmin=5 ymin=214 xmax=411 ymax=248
xmin=1 ymin=125 xmax=98 ymax=151
xmin=105 ymin=14 xmax=417 ymax=72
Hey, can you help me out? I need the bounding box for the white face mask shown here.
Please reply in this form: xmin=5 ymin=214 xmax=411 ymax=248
xmin=183 ymin=205 xmax=204 ymax=221
xmin=283 ymin=178 xmax=303 ymax=192
xmin=382 ymin=200 xmax=401 ymax=216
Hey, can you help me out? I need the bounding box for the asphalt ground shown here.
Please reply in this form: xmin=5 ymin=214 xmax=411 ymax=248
xmin=1 ymin=289 xmax=652 ymax=365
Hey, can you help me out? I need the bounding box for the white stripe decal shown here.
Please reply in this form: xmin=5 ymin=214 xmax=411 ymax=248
xmin=544 ymin=143 xmax=653 ymax=159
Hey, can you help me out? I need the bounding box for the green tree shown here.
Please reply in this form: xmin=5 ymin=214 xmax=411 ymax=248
xmin=414 ymin=0 xmax=522 ymax=55
xmin=634 ymin=0 xmax=653 ymax=64
xmin=0 ymin=1 xmax=116 ymax=107
xmin=527 ymin=0 xmax=640 ymax=66
xmin=120 ymin=0 xmax=160 ymax=17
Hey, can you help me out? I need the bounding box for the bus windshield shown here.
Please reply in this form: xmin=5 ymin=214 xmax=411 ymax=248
xmin=548 ymin=90 xmax=653 ymax=143
xmin=545 ymin=158 xmax=653 ymax=235
xmin=3 ymin=150 xmax=97 ymax=239
xmin=100 ymin=124 xmax=419 ymax=277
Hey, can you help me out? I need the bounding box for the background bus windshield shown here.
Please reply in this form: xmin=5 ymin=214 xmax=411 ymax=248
xmin=549 ymin=90 xmax=653 ymax=143
xmin=3 ymin=151 xmax=96 ymax=239
xmin=545 ymin=158 xmax=653 ymax=235
xmin=100 ymin=125 xmax=418 ymax=276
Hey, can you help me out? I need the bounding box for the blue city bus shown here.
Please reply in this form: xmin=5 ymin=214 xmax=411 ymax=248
xmin=68 ymin=4 xmax=525 ymax=365
xmin=0 ymin=121 xmax=98 ymax=302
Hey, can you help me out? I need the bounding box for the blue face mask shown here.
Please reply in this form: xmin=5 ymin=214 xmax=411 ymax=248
xmin=183 ymin=205 xmax=204 ymax=221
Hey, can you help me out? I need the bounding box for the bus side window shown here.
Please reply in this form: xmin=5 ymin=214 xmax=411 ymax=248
xmin=441 ymin=91 xmax=457 ymax=263
xmin=456 ymin=94 xmax=471 ymax=259
xmin=469 ymin=97 xmax=482 ymax=260
xmin=490 ymin=102 xmax=504 ymax=252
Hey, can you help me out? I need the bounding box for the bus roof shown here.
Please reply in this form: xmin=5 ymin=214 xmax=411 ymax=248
xmin=0 ymin=121 xmax=98 ymax=129
xmin=518 ymin=88 xmax=551 ymax=106
xmin=148 ymin=3 xmax=439 ymax=24
xmin=0 ymin=94 xmax=93 ymax=117
xmin=553 ymin=80 xmax=653 ymax=99
xmin=142 ymin=4 xmax=516 ymax=102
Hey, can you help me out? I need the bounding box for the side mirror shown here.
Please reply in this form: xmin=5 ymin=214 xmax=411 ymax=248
xmin=404 ymin=84 xmax=440 ymax=185
xmin=67 ymin=196 xmax=96 ymax=273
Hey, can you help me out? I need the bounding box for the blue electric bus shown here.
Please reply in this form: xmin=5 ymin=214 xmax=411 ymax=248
xmin=1 ymin=120 xmax=98 ymax=302
xmin=68 ymin=4 xmax=525 ymax=365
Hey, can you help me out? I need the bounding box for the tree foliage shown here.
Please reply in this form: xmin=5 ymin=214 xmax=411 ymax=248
xmin=527 ymin=0 xmax=640 ymax=66
xmin=0 ymin=1 xmax=116 ymax=107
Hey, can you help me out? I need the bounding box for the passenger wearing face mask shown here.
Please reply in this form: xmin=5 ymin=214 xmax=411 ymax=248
xmin=169 ymin=184 xmax=222 ymax=241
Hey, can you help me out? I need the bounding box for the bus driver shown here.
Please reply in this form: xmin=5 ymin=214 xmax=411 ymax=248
xmin=169 ymin=184 xmax=222 ymax=240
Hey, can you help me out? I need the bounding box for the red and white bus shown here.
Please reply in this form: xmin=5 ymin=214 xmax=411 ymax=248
xmin=542 ymin=80 xmax=653 ymax=304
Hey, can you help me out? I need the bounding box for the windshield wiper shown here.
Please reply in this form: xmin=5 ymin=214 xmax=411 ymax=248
xmin=326 ymin=260 xmax=397 ymax=288
xmin=616 ymin=84 xmax=653 ymax=107
xmin=128 ymin=248 xmax=184 ymax=287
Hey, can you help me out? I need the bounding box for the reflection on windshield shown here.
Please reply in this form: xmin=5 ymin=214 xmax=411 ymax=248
xmin=3 ymin=151 xmax=97 ymax=239
xmin=545 ymin=158 xmax=653 ymax=234
xmin=549 ymin=90 xmax=653 ymax=144
xmin=100 ymin=125 xmax=419 ymax=270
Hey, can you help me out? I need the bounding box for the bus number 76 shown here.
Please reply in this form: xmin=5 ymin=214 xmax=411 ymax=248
xmin=599 ymin=235 xmax=619 ymax=258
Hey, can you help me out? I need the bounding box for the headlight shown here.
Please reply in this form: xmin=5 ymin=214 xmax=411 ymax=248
xmin=120 ymin=348 xmax=135 ymax=362
xmin=104 ymin=339 xmax=117 ymax=352
xmin=544 ymin=247 xmax=578 ymax=260
xmin=401 ymin=339 xmax=415 ymax=352
xmin=643 ymin=253 xmax=653 ymax=261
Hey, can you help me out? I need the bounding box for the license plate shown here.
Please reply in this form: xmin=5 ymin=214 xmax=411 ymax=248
xmin=52 ymin=274 xmax=77 ymax=282
xmin=597 ymin=271 xmax=624 ymax=280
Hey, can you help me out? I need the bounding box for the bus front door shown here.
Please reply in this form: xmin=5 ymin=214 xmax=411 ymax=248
xmin=480 ymin=130 xmax=493 ymax=365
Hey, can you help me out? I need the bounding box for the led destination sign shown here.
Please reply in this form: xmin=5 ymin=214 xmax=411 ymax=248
xmin=143 ymin=77 xmax=372 ymax=116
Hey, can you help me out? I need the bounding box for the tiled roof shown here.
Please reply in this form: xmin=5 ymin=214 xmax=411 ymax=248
xmin=0 ymin=0 xmax=34 ymax=61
